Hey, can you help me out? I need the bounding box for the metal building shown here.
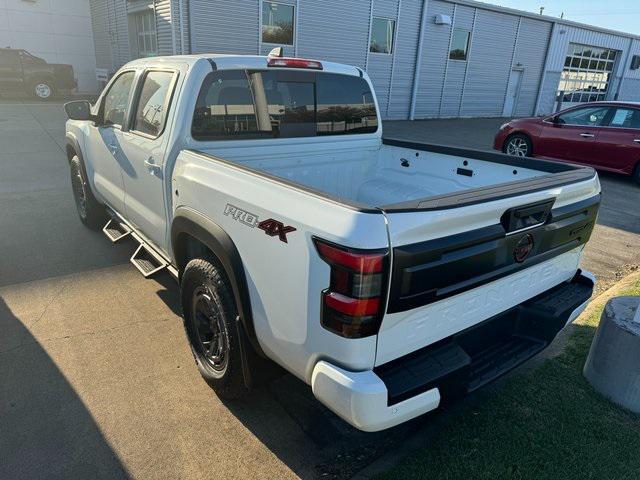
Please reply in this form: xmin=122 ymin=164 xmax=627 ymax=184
xmin=88 ymin=0 xmax=640 ymax=119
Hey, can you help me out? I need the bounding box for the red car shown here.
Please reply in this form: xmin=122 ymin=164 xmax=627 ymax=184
xmin=494 ymin=101 xmax=640 ymax=184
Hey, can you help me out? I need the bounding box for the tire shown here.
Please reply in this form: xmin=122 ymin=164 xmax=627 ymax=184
xmin=181 ymin=257 xmax=248 ymax=399
xmin=503 ymin=133 xmax=532 ymax=157
xmin=30 ymin=79 xmax=56 ymax=101
xmin=634 ymin=163 xmax=640 ymax=186
xmin=69 ymin=155 xmax=107 ymax=230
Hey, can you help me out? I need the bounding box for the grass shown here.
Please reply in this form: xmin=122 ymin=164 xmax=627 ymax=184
xmin=376 ymin=277 xmax=640 ymax=480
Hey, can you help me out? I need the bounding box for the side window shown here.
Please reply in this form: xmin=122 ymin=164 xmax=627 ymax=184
xmin=607 ymin=108 xmax=640 ymax=129
xmin=102 ymin=71 xmax=136 ymax=128
xmin=192 ymin=70 xmax=261 ymax=140
xmin=557 ymin=106 xmax=610 ymax=127
xmin=0 ymin=50 xmax=21 ymax=68
xmin=132 ymin=71 xmax=175 ymax=137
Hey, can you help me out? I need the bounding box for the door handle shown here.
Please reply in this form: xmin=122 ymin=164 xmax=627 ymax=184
xmin=634 ymin=139 xmax=640 ymax=144
xmin=580 ymin=133 xmax=595 ymax=138
xmin=144 ymin=157 xmax=161 ymax=175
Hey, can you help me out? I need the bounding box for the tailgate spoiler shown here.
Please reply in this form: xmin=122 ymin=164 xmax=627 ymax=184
xmin=381 ymin=139 xmax=597 ymax=213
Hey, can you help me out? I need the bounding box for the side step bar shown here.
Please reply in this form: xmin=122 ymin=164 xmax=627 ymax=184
xmin=103 ymin=218 xmax=132 ymax=243
xmin=130 ymin=243 xmax=169 ymax=278
xmin=102 ymin=214 xmax=179 ymax=281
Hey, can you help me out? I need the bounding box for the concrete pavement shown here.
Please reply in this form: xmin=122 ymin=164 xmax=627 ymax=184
xmin=0 ymin=105 xmax=638 ymax=480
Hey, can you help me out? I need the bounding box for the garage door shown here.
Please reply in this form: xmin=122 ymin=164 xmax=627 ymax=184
xmin=557 ymin=43 xmax=617 ymax=109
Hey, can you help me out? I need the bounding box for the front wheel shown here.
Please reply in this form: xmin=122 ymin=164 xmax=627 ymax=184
xmin=181 ymin=257 xmax=248 ymax=399
xmin=503 ymin=133 xmax=532 ymax=157
xmin=633 ymin=163 xmax=640 ymax=186
xmin=30 ymin=80 xmax=56 ymax=101
xmin=70 ymin=155 xmax=106 ymax=230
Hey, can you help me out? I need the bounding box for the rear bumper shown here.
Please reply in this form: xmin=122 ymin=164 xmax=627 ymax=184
xmin=311 ymin=270 xmax=595 ymax=432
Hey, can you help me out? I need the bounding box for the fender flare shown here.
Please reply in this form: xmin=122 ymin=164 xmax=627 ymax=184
xmin=65 ymin=132 xmax=91 ymax=181
xmin=171 ymin=207 xmax=264 ymax=358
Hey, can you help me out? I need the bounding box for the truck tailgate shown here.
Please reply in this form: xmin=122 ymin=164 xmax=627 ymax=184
xmin=375 ymin=176 xmax=600 ymax=366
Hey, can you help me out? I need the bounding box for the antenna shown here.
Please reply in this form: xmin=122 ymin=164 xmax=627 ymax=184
xmin=539 ymin=6 xmax=545 ymax=15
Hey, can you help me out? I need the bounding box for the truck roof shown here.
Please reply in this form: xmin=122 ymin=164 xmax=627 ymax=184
xmin=124 ymin=54 xmax=363 ymax=77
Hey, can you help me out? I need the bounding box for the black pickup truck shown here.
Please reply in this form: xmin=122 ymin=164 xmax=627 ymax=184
xmin=0 ymin=48 xmax=76 ymax=100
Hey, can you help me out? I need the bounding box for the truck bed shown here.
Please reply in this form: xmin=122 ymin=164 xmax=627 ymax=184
xmin=192 ymin=137 xmax=596 ymax=213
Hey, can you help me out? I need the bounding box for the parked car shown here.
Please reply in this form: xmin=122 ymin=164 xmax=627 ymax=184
xmin=494 ymin=101 xmax=640 ymax=184
xmin=64 ymin=53 xmax=600 ymax=432
xmin=0 ymin=48 xmax=76 ymax=100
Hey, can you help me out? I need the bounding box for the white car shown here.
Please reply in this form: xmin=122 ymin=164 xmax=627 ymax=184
xmin=64 ymin=52 xmax=600 ymax=432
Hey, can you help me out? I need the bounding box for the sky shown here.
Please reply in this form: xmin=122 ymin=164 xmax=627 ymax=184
xmin=477 ymin=0 xmax=639 ymax=36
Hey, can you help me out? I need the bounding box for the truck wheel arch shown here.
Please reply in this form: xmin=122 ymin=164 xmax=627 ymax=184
xmin=171 ymin=208 xmax=265 ymax=358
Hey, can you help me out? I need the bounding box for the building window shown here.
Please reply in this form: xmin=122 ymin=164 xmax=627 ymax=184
xmin=133 ymin=9 xmax=157 ymax=58
xmin=558 ymin=44 xmax=617 ymax=104
xmin=449 ymin=29 xmax=470 ymax=61
xmin=262 ymin=1 xmax=294 ymax=45
xmin=370 ymin=17 xmax=395 ymax=54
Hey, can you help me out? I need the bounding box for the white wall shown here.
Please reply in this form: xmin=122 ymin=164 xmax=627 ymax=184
xmin=0 ymin=0 xmax=98 ymax=93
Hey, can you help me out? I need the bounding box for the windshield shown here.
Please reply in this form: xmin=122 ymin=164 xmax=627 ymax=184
xmin=192 ymin=69 xmax=378 ymax=140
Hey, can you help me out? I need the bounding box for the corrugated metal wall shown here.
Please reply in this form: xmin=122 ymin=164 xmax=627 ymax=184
xmin=413 ymin=0 xmax=454 ymax=117
xmin=512 ymin=17 xmax=551 ymax=116
xmin=89 ymin=0 xmax=113 ymax=70
xmin=155 ymin=0 xmax=174 ymax=56
xmin=386 ymin=0 xmax=422 ymax=120
xmin=297 ymin=0 xmax=370 ymax=68
xmin=367 ymin=0 xmax=401 ymax=118
xmin=190 ymin=0 xmax=259 ymax=54
xmin=87 ymin=0 xmax=640 ymax=118
xmin=459 ymin=9 xmax=519 ymax=116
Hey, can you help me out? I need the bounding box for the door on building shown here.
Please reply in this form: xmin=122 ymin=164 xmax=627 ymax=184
xmin=538 ymin=104 xmax=610 ymax=164
xmin=502 ymin=69 xmax=523 ymax=117
xmin=119 ymin=69 xmax=178 ymax=252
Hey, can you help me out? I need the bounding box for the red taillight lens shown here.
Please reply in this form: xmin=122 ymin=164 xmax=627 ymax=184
xmin=314 ymin=238 xmax=388 ymax=339
xmin=267 ymin=57 xmax=323 ymax=70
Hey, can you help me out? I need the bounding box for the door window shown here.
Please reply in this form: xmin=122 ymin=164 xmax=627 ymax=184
xmin=556 ymin=106 xmax=610 ymax=127
xmin=607 ymin=108 xmax=640 ymax=129
xmin=132 ymin=71 xmax=175 ymax=137
xmin=102 ymin=71 xmax=136 ymax=128
xmin=0 ymin=49 xmax=21 ymax=68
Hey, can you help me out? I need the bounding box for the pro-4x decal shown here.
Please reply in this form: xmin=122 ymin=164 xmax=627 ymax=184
xmin=224 ymin=204 xmax=296 ymax=243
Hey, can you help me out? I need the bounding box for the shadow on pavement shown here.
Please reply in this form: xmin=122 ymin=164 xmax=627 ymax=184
xmin=0 ymin=297 xmax=129 ymax=480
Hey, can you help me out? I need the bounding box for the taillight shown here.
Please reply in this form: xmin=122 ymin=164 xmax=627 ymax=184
xmin=267 ymin=57 xmax=323 ymax=70
xmin=314 ymin=238 xmax=388 ymax=339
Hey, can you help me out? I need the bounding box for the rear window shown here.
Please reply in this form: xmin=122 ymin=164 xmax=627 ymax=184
xmin=192 ymin=70 xmax=378 ymax=140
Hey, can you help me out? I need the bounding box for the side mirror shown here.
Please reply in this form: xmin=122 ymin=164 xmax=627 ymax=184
xmin=64 ymin=100 xmax=94 ymax=121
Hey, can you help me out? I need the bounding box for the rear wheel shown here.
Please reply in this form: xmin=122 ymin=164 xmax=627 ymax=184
xmin=70 ymin=155 xmax=106 ymax=230
xmin=181 ymin=257 xmax=248 ymax=399
xmin=503 ymin=133 xmax=532 ymax=157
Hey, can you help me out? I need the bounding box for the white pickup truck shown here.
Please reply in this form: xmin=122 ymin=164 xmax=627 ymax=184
xmin=64 ymin=53 xmax=600 ymax=432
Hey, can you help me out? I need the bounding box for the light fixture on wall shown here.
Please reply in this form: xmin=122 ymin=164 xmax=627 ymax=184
xmin=434 ymin=14 xmax=452 ymax=25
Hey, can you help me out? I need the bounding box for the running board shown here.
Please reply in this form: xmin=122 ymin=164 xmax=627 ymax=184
xmin=130 ymin=243 xmax=169 ymax=278
xmin=103 ymin=218 xmax=132 ymax=243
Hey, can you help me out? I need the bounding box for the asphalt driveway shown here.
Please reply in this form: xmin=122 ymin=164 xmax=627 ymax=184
xmin=0 ymin=104 xmax=638 ymax=480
